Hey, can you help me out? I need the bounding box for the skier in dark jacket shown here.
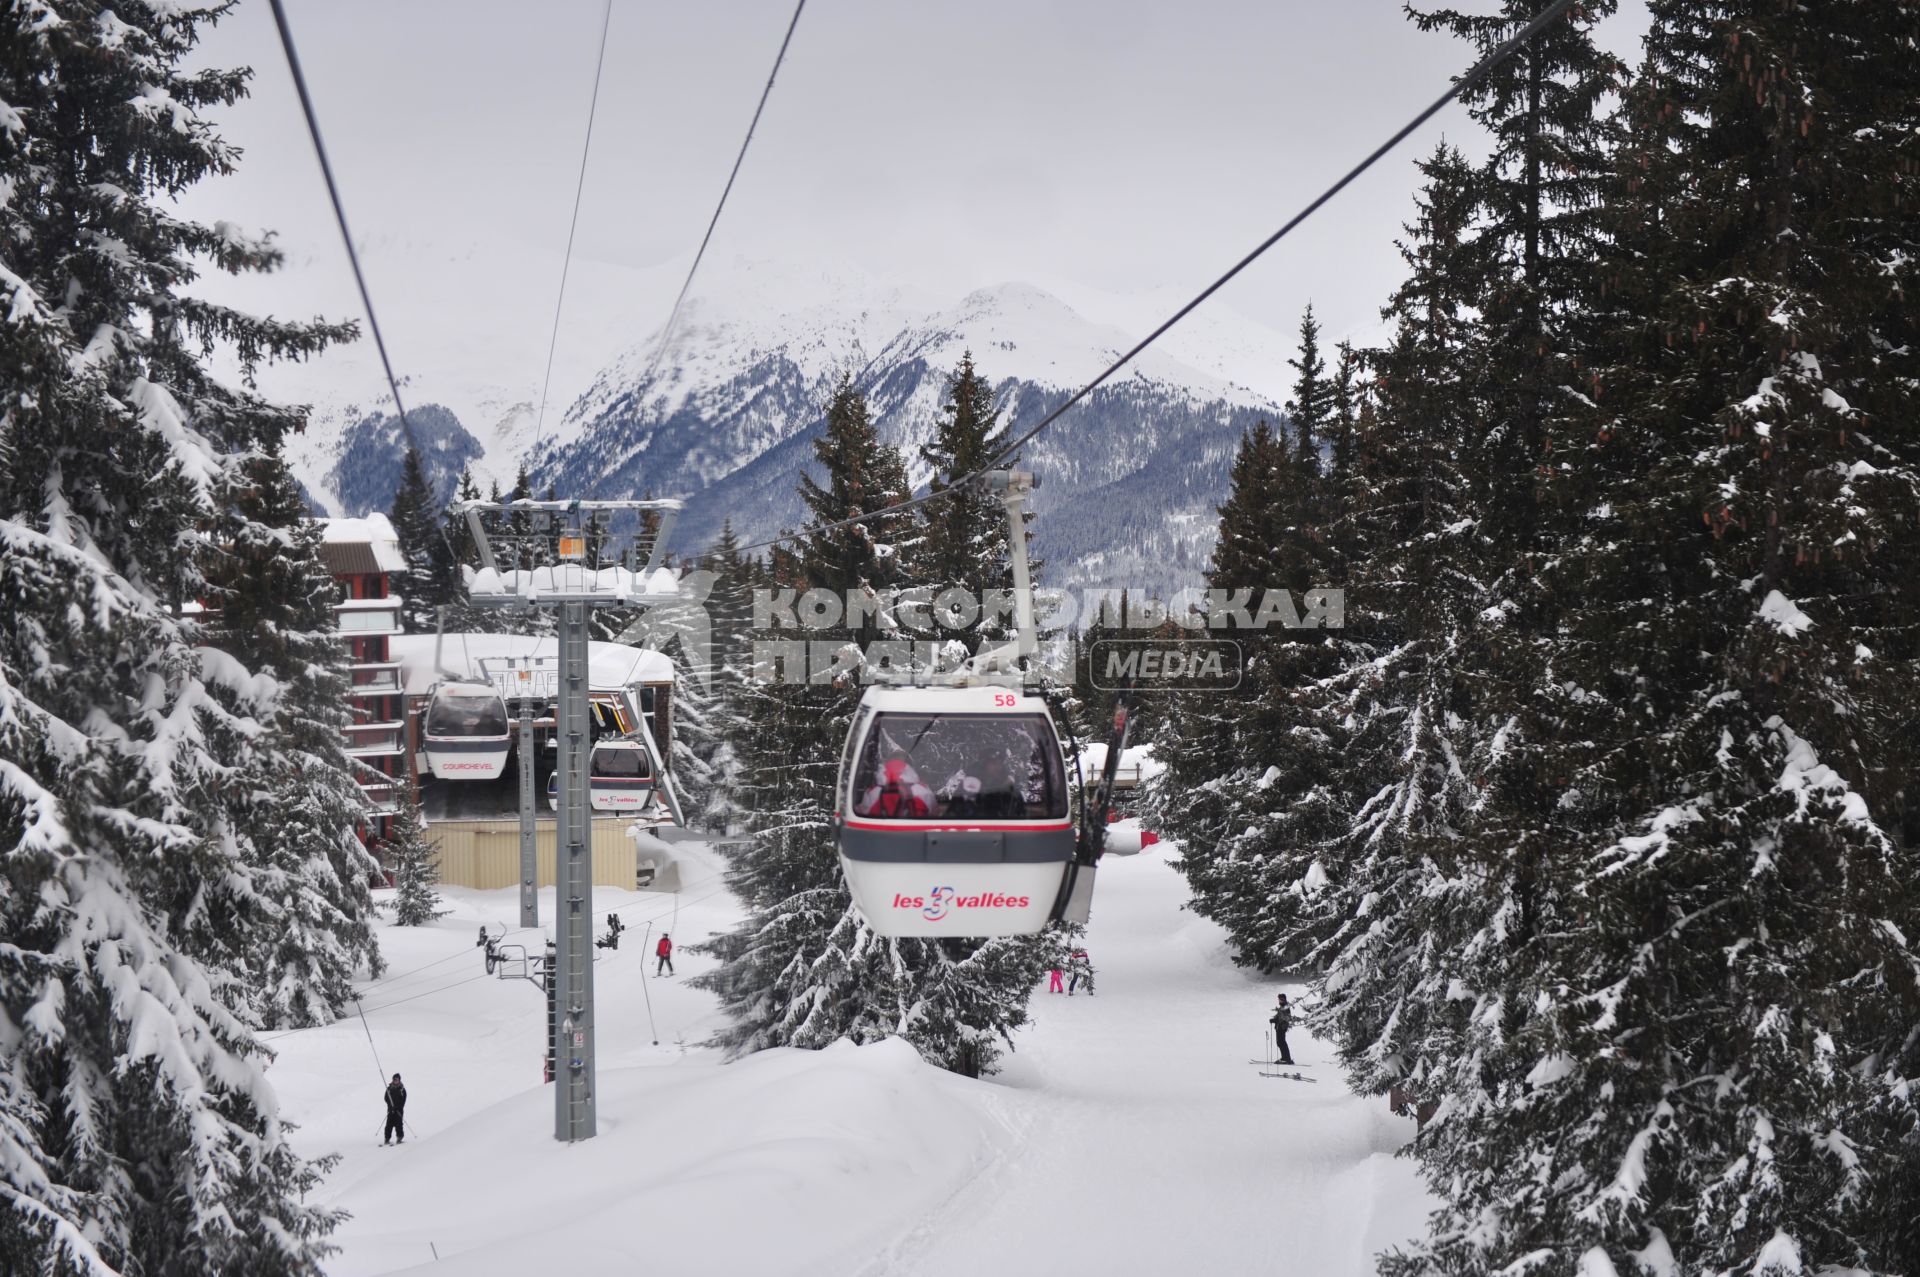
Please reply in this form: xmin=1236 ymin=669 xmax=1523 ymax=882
xmin=383 ymin=1073 xmax=407 ymax=1145
xmin=655 ymin=932 xmax=674 ymax=976
xmin=1270 ymin=994 xmax=1296 ymax=1065
xmin=1066 ymin=949 xmax=1094 ymax=996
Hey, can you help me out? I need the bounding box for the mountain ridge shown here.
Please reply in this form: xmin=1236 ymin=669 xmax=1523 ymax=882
xmin=299 ymin=275 xmax=1292 ymax=598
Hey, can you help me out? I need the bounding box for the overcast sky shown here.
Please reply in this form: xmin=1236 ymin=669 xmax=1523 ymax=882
xmin=178 ymin=0 xmax=1651 ymax=425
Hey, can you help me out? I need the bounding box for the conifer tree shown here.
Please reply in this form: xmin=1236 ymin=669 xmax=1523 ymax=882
xmin=385 ymin=784 xmax=448 ymax=927
xmin=800 ymin=374 xmax=918 ymax=603
xmin=0 ymin=3 xmax=354 ymax=1268
xmin=686 ymin=520 xmax=758 ymax=832
xmin=389 ymin=446 xmax=443 ymax=632
xmin=917 ymin=352 xmax=1025 ymax=655
xmin=1283 ymin=304 xmax=1329 ymax=489
xmin=212 ymin=442 xmax=384 ymax=1027
xmin=1149 ymin=423 xmax=1288 ymax=950
xmin=1327 ymin=339 xmax=1361 ymax=482
xmin=1375 ymin=8 xmax=1920 ymax=1276
xmin=1161 ymin=298 xmax=1362 ymax=969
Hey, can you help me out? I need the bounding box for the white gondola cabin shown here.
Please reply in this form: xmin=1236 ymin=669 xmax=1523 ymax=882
xmin=421 ymin=682 xmax=511 ymax=780
xmin=547 ymin=737 xmax=661 ymax=814
xmin=833 ymin=685 xmax=1075 ymax=937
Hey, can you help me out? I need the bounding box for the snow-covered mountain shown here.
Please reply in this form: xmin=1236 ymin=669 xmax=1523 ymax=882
xmin=299 ymin=265 xmax=1292 ymax=599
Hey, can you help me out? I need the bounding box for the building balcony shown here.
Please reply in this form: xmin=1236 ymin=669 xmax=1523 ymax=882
xmin=343 ymin=720 xmax=406 ymax=757
xmin=335 ymin=597 xmax=404 ymax=637
xmin=348 ymin=660 xmax=404 ymax=696
xmin=358 ymin=780 xmax=405 ymax=815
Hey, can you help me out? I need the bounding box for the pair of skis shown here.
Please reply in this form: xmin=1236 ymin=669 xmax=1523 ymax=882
xmin=1256 ymin=1026 xmax=1317 ymax=1082
xmin=1250 ymin=1060 xmax=1317 ymax=1083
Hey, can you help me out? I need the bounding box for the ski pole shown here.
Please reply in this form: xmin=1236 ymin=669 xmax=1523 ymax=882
xmin=639 ymin=923 xmax=660 ymax=1045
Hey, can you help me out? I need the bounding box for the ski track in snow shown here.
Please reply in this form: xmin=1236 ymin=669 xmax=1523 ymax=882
xmin=266 ymin=841 xmax=1430 ymax=1275
xmin=855 ymin=847 xmax=1431 ymax=1277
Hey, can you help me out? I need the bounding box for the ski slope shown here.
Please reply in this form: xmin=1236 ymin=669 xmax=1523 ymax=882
xmin=857 ymin=846 xmax=1430 ymax=1277
xmin=265 ymin=842 xmax=1430 ymax=1275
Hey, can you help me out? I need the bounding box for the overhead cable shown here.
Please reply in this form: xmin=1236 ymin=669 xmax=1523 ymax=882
xmin=731 ymin=0 xmax=1580 ymax=556
xmin=267 ymin=0 xmax=420 ymax=449
xmin=624 ymin=0 xmax=809 ymax=426
xmin=533 ymin=0 xmax=618 ymax=443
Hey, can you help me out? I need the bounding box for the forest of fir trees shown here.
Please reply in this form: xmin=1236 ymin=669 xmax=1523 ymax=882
xmin=0 ymin=4 xmax=384 ymax=1271
xmin=1150 ymin=3 xmax=1920 ymax=1276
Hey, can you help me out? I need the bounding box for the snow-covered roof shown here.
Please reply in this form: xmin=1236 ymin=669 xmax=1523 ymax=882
xmin=314 ymin=514 xmax=407 ymax=575
xmin=388 ymin=633 xmax=674 ymax=700
xmin=1077 ymin=742 xmax=1164 ymax=785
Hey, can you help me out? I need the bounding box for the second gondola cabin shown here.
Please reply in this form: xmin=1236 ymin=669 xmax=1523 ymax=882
xmin=547 ymin=736 xmax=661 ymax=814
xmin=834 ymin=685 xmax=1073 ymax=937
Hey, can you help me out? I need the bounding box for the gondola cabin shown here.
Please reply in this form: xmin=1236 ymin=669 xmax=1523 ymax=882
xmin=586 ymin=739 xmax=657 ymax=810
xmin=421 ymin=682 xmax=511 ymax=780
xmin=547 ymin=737 xmax=660 ymax=814
xmin=834 ymin=685 xmax=1073 ymax=937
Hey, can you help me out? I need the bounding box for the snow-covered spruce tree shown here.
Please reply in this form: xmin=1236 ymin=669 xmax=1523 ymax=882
xmin=680 ymin=520 xmax=758 ymax=833
xmin=696 ymin=378 xmax=1059 ymax=1077
xmin=385 ymin=782 xmax=447 ymax=927
xmin=1148 ymin=422 xmax=1287 ymax=957
xmin=429 ymin=466 xmax=485 ymax=633
xmin=1160 ymin=304 xmax=1359 ymax=972
xmin=1283 ymin=303 xmax=1331 ymax=501
xmin=389 ymin=445 xmax=456 ymax=634
xmin=660 ymin=640 xmax=720 ymax=829
xmin=1307 ymin=143 xmax=1494 ymax=1100
xmin=0 ymin=3 xmax=357 ymax=1270
xmin=1406 ymin=0 xmax=1625 ymax=549
xmin=208 ymin=442 xmax=383 ymax=1028
xmin=916 ymin=352 xmax=1024 ymax=655
xmin=1373 ymin=7 xmax=1920 ymax=1277
xmin=1293 ymin=0 xmax=1632 ymax=1238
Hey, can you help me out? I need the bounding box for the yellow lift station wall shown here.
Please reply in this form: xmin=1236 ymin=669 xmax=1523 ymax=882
xmin=426 ymin=819 xmax=640 ymax=892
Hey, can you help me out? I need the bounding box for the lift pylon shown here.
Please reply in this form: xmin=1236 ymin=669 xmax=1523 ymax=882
xmin=453 ymin=496 xmax=685 ymax=1143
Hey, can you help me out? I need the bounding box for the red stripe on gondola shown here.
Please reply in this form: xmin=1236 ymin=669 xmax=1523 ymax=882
xmin=842 ymin=817 xmax=1072 ymax=832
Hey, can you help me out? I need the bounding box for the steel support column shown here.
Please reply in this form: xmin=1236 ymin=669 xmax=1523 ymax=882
xmin=518 ymin=700 xmax=538 ymax=928
xmin=553 ymin=596 xmax=596 ymax=1141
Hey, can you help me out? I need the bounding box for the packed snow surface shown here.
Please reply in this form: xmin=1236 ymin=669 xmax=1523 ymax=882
xmin=266 ymin=841 xmax=1428 ymax=1274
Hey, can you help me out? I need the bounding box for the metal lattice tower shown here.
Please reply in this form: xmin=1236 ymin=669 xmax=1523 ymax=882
xmin=455 ymin=496 xmax=683 ymax=1142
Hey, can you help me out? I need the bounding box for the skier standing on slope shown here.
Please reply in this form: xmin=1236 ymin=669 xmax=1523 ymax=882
xmin=1066 ymin=949 xmax=1094 ymax=995
xmin=655 ymin=932 xmax=674 ymax=976
xmin=1270 ymin=994 xmax=1296 ymax=1065
xmin=383 ymin=1073 xmax=407 ymax=1145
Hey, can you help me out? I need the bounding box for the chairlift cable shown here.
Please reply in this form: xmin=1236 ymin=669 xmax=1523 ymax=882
xmin=267 ymin=0 xmax=421 ymax=455
xmin=270 ymin=0 xmax=472 ymax=592
xmin=609 ymin=0 xmax=809 ymax=493
xmin=532 ymin=0 xmax=617 ymax=446
xmin=728 ymin=0 xmax=1579 ymax=557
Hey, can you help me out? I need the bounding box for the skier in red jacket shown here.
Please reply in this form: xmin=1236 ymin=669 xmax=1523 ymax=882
xmin=655 ymin=932 xmax=674 ymax=976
